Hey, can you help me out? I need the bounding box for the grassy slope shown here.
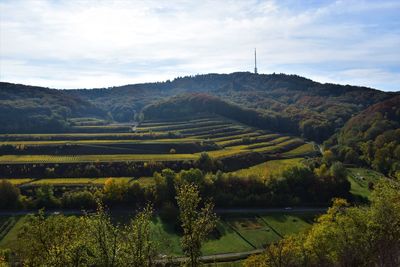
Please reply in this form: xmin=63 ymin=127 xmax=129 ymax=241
xmin=347 ymin=168 xmax=385 ymax=200
xmin=231 ymin=158 xmax=304 ymax=178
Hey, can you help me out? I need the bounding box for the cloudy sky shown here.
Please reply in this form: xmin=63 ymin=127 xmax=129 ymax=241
xmin=0 ymin=0 xmax=399 ymax=90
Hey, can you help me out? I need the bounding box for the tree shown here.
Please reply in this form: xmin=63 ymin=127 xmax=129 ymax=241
xmin=245 ymin=179 xmax=400 ymax=267
xmin=16 ymin=202 xmax=157 ymax=267
xmin=103 ymin=178 xmax=129 ymax=205
xmin=195 ymin=152 xmax=215 ymax=172
xmin=176 ymin=183 xmax=217 ymax=267
xmin=86 ymin=203 xmax=121 ymax=267
xmin=0 ymin=250 xmax=10 ymax=267
xmin=35 ymin=185 xmax=60 ymax=209
xmin=0 ymin=180 xmax=21 ymax=209
xmin=18 ymin=210 xmax=91 ymax=266
xmin=322 ymin=149 xmax=335 ymax=165
xmin=120 ymin=205 xmax=156 ymax=267
xmin=329 ymin=161 xmax=347 ymax=180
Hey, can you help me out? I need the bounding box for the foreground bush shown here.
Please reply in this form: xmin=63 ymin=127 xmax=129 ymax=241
xmin=245 ymin=179 xmax=400 ymax=267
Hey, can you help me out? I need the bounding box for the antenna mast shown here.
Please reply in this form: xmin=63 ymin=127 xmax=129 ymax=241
xmin=254 ymin=48 xmax=258 ymax=74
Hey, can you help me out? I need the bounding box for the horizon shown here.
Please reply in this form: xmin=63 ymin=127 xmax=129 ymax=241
xmin=1 ymin=71 xmax=398 ymax=92
xmin=1 ymin=0 xmax=400 ymax=91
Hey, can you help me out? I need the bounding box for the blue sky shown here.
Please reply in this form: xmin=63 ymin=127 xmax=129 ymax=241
xmin=0 ymin=0 xmax=399 ymax=91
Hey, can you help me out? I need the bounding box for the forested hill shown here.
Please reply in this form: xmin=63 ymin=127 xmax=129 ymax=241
xmin=326 ymin=95 xmax=400 ymax=177
xmin=0 ymin=82 xmax=106 ymax=133
xmin=1 ymin=72 xmax=398 ymax=138
xmin=67 ymin=72 xmax=395 ymax=141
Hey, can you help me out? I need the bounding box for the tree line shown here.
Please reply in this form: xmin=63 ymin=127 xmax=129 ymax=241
xmin=0 ymin=156 xmax=350 ymax=211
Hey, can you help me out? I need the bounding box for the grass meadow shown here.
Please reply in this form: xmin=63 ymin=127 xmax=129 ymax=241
xmin=0 ymin=212 xmax=318 ymax=256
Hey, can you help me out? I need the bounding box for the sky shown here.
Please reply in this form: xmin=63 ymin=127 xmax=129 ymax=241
xmin=0 ymin=0 xmax=399 ymax=91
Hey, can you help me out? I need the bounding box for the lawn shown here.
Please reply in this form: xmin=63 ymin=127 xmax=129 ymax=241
xmin=232 ymin=158 xmax=304 ymax=179
xmin=347 ymin=168 xmax=385 ymax=200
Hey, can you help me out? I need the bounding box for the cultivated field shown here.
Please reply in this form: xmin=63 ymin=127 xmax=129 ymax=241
xmin=3 ymin=177 xmax=155 ymax=188
xmin=0 ymin=114 xmax=317 ymax=185
xmin=231 ymin=158 xmax=305 ymax=179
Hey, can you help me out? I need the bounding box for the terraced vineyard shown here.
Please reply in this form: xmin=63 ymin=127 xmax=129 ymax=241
xmin=0 ymin=114 xmax=317 ymax=184
xmin=3 ymin=177 xmax=155 ymax=188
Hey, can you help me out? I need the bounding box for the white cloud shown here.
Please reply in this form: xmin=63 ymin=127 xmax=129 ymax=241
xmin=0 ymin=0 xmax=399 ymax=91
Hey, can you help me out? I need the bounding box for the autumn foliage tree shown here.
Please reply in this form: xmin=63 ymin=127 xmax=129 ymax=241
xmin=176 ymin=183 xmax=217 ymax=267
xmin=245 ymin=179 xmax=400 ymax=267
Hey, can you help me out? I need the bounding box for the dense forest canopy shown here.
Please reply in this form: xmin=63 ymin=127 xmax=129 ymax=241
xmin=0 ymin=72 xmax=398 ymax=141
xmin=326 ymin=95 xmax=400 ymax=177
xmin=0 ymin=83 xmax=106 ymax=133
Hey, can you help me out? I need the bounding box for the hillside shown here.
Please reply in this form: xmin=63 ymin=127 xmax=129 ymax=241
xmin=142 ymin=93 xmax=297 ymax=134
xmin=326 ymin=95 xmax=400 ymax=177
xmin=1 ymin=72 xmax=397 ymax=139
xmin=0 ymin=83 xmax=106 ymax=133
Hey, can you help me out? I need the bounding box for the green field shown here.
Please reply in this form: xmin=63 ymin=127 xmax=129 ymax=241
xmin=0 ymin=212 xmax=317 ymax=256
xmin=0 ymin=215 xmax=30 ymax=251
xmin=153 ymin=212 xmax=315 ymax=255
xmin=232 ymin=158 xmax=304 ymax=179
xmin=347 ymin=168 xmax=385 ymax=200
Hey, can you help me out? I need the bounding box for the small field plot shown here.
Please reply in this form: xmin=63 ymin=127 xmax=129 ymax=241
xmin=0 ymin=215 xmax=30 ymax=250
xmin=347 ymin=168 xmax=385 ymax=200
xmin=0 ymin=216 xmax=17 ymax=242
xmin=2 ymin=178 xmax=33 ymax=185
xmin=202 ymin=221 xmax=254 ymax=255
xmin=130 ymin=216 xmax=254 ymax=256
xmin=282 ymin=143 xmax=316 ymax=157
xmin=231 ymin=158 xmax=304 ymax=179
xmin=68 ymin=117 xmax=108 ymax=126
xmin=224 ymin=215 xmax=280 ymax=248
xmin=258 ymin=213 xmax=314 ymax=237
